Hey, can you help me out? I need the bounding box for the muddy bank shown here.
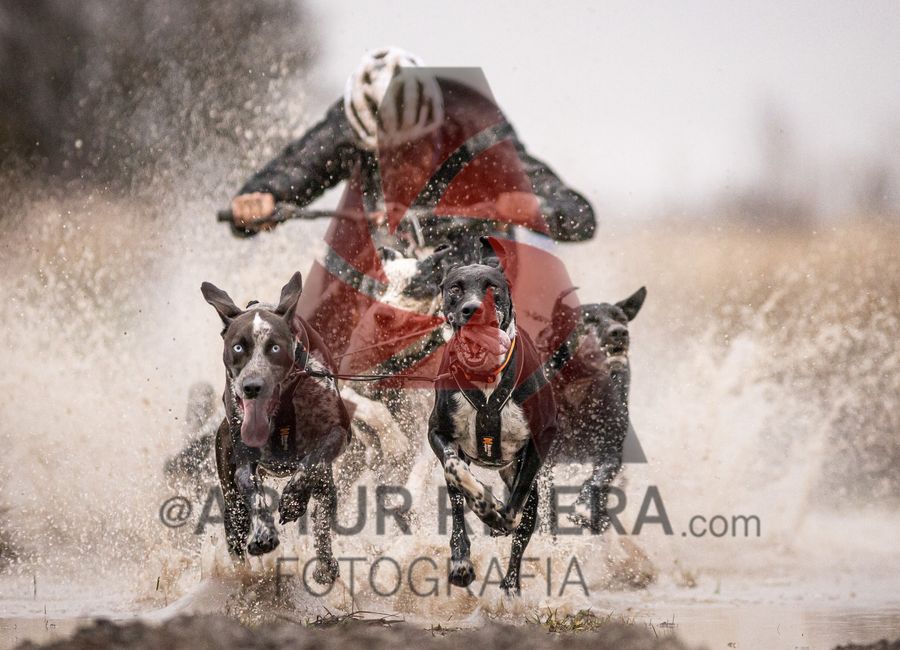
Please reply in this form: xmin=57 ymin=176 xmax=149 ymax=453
xmin=16 ymin=614 xmax=900 ymax=650
xmin=16 ymin=614 xmax=693 ymax=650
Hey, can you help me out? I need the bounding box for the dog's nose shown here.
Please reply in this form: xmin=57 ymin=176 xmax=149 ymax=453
xmin=459 ymin=301 xmax=481 ymax=322
xmin=607 ymin=326 xmax=629 ymax=345
xmin=242 ymin=380 xmax=264 ymax=399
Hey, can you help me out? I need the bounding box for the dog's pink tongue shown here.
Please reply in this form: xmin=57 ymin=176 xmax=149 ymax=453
xmin=460 ymin=325 xmax=510 ymax=356
xmin=241 ymin=399 xmax=271 ymax=447
xmin=458 ymin=325 xmax=512 ymax=373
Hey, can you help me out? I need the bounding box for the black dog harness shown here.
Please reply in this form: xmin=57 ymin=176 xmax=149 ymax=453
xmin=270 ymin=330 xmax=314 ymax=453
xmin=452 ymin=338 xmax=522 ymax=464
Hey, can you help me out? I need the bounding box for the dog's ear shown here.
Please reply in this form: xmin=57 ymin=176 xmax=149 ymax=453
xmin=275 ymin=272 xmax=303 ymax=323
xmin=201 ymin=282 xmax=242 ymax=327
xmin=617 ymin=286 xmax=647 ymax=321
xmin=479 ymin=236 xmax=501 ymax=268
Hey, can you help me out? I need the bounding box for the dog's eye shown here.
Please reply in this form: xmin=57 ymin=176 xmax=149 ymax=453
xmin=232 ymin=344 xmax=244 ymax=354
xmin=447 ymin=286 xmax=461 ymax=297
xmin=270 ymin=344 xmax=280 ymax=354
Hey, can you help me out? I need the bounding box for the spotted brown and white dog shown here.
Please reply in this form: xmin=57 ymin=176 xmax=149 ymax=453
xmin=428 ymin=237 xmax=557 ymax=595
xmin=202 ymin=272 xmax=350 ymax=584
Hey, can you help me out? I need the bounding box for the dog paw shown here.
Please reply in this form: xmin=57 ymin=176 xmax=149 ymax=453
xmin=313 ymin=557 xmax=339 ymax=585
xmin=278 ymin=482 xmax=312 ymax=524
xmin=246 ymin=525 xmax=280 ymax=556
xmin=448 ymin=558 xmax=476 ymax=588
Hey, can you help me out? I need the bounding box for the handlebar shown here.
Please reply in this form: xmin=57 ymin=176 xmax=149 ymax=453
xmin=217 ymin=201 xmax=505 ymax=225
xmin=218 ymin=200 xmax=512 ymax=250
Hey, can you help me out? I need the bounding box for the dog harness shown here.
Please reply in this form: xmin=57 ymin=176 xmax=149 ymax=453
xmin=264 ymin=319 xmax=346 ymax=457
xmin=452 ymin=337 xmax=522 ymax=464
xmin=279 ymin=330 xmax=315 ymax=452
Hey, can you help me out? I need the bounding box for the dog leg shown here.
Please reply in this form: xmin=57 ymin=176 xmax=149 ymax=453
xmin=500 ymin=484 xmax=538 ymax=596
xmin=442 ymin=452 xmax=509 ymax=532
xmin=494 ymin=439 xmax=543 ymax=534
xmin=498 ymin=459 xmax=540 ymax=596
xmin=570 ymin=451 xmax=622 ymax=533
xmin=214 ymin=419 xmax=250 ymax=559
xmin=447 ymin=484 xmax=475 ymax=588
xmin=281 ymin=424 xmax=348 ymax=523
xmin=278 ymin=465 xmax=314 ymax=525
xmin=428 ymin=422 xmax=510 ymax=533
xmin=310 ymin=464 xmax=340 ymax=585
xmin=429 ymin=424 xmax=488 ymax=584
xmin=234 ymin=462 xmax=279 ymax=556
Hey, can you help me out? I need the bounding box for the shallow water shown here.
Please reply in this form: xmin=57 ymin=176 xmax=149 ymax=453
xmin=3 ymin=569 xmax=900 ymax=649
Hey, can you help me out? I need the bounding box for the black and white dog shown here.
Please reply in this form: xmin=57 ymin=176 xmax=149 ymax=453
xmin=428 ymin=238 xmax=557 ymax=595
xmin=202 ymin=272 xmax=350 ymax=584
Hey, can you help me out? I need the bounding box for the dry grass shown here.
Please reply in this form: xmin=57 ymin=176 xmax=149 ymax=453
xmin=276 ymin=606 xmax=404 ymax=629
xmin=526 ymin=607 xmax=635 ymax=633
xmin=597 ymin=219 xmax=900 ymax=336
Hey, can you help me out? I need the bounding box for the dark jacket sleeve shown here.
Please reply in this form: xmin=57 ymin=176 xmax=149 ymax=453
xmin=511 ymin=135 xmax=596 ymax=242
xmin=238 ymin=99 xmax=360 ymax=206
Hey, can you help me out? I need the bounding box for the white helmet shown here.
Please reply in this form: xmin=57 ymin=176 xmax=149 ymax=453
xmin=343 ymin=47 xmax=445 ymax=151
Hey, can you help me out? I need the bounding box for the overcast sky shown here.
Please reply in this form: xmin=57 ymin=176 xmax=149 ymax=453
xmin=304 ymin=0 xmax=900 ymax=219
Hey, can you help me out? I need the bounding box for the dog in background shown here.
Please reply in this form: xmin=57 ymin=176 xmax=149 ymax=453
xmin=202 ymin=272 xmax=350 ymax=585
xmin=337 ymin=245 xmax=452 ymax=492
xmin=539 ymin=286 xmax=647 ymax=532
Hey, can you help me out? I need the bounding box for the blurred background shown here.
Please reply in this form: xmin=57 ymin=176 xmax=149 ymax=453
xmin=0 ymin=2 xmax=898 ymax=644
xmin=3 ymin=0 xmax=900 ymax=221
